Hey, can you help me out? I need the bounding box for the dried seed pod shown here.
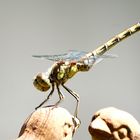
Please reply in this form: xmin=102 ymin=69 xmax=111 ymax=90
xmin=17 ymin=106 xmax=80 ymax=140
xmin=88 ymin=107 xmax=140 ymax=140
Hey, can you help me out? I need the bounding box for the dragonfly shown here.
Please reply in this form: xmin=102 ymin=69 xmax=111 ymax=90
xmin=33 ymin=23 xmax=140 ymax=119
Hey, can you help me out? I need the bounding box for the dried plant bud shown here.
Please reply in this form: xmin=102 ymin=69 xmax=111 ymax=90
xmin=17 ymin=106 xmax=80 ymax=140
xmin=88 ymin=107 xmax=140 ymax=140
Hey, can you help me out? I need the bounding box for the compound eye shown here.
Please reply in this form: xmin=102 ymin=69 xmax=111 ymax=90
xmin=36 ymin=73 xmax=47 ymax=85
xmin=33 ymin=73 xmax=50 ymax=92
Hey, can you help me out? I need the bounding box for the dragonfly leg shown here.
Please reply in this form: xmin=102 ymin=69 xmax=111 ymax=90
xmin=35 ymin=84 xmax=54 ymax=110
xmin=62 ymin=84 xmax=81 ymax=129
xmin=62 ymin=84 xmax=79 ymax=118
xmin=55 ymin=84 xmax=65 ymax=106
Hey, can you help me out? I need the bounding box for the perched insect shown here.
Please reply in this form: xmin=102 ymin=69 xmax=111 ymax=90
xmin=33 ymin=23 xmax=140 ymax=118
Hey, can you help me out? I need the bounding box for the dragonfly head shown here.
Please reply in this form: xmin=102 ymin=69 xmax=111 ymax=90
xmin=33 ymin=72 xmax=51 ymax=92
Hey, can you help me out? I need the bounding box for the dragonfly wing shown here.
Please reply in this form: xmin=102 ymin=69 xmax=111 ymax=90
xmin=32 ymin=50 xmax=88 ymax=62
xmin=100 ymin=54 xmax=118 ymax=58
xmin=33 ymin=50 xmax=117 ymax=63
xmin=83 ymin=54 xmax=118 ymax=66
xmin=32 ymin=53 xmax=68 ymax=61
xmin=66 ymin=50 xmax=87 ymax=60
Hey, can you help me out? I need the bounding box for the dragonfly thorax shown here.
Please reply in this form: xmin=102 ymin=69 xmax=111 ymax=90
xmin=49 ymin=61 xmax=79 ymax=84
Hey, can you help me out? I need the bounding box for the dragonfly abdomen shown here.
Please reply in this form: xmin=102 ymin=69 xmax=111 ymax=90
xmin=95 ymin=23 xmax=140 ymax=56
xmin=76 ymin=61 xmax=92 ymax=72
xmin=85 ymin=23 xmax=140 ymax=58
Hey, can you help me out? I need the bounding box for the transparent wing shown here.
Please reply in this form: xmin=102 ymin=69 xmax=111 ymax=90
xmin=83 ymin=54 xmax=118 ymax=66
xmin=32 ymin=50 xmax=88 ymax=61
xmin=33 ymin=50 xmax=118 ymax=64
